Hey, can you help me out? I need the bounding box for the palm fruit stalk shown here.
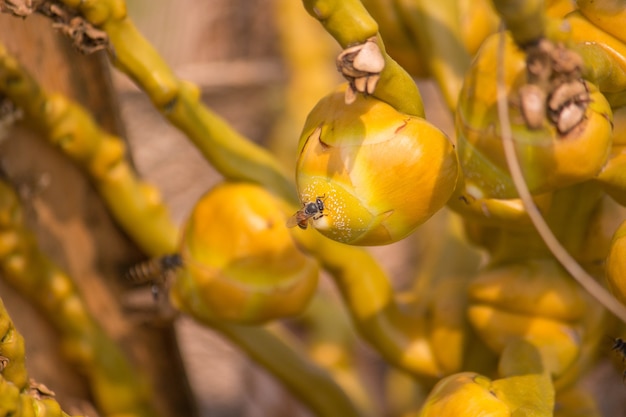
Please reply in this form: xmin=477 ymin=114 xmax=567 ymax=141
xmin=49 ymin=0 xmax=297 ymax=203
xmin=491 ymin=0 xmax=547 ymax=46
xmin=302 ymin=0 xmax=425 ymax=116
xmin=292 ymin=227 xmax=471 ymax=380
xmin=359 ymin=0 xmax=430 ymax=78
xmin=0 ymin=42 xmax=178 ymax=256
xmin=0 ymin=298 xmax=79 ymax=417
xmin=468 ymin=259 xmax=606 ymax=385
xmin=0 ymin=179 xmax=160 ymax=417
xmin=391 ymin=0 xmax=472 ymax=110
xmin=0 ymin=373 xmax=77 ymax=417
xmin=175 ymin=294 xmax=363 ymax=417
xmin=269 ymin=0 xmax=341 ymax=167
xmin=577 ymin=0 xmax=626 ymax=44
xmin=0 ymin=295 xmax=28 ymax=391
xmin=300 ymin=294 xmax=379 ymax=417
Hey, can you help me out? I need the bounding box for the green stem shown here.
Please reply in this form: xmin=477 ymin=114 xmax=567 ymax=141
xmin=491 ymin=0 xmax=546 ymax=46
xmin=0 ymin=371 xmax=74 ymax=417
xmin=0 ymin=42 xmax=178 ymax=256
xmin=0 ymin=180 xmax=159 ymax=417
xmin=294 ymin=231 xmax=448 ymax=378
xmin=395 ymin=0 xmax=471 ymax=111
xmin=177 ymin=297 xmax=363 ymax=417
xmin=302 ymin=0 xmax=425 ymax=117
xmin=57 ymin=2 xmax=298 ymax=203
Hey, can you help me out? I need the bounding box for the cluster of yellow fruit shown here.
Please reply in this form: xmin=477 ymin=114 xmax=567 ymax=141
xmin=169 ymin=2 xmax=626 ymax=415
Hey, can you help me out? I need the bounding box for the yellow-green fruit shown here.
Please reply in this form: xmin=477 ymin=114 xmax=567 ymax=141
xmin=459 ymin=0 xmax=499 ymax=55
xmin=419 ymin=371 xmax=556 ymax=417
xmin=566 ymin=12 xmax=626 ymax=106
xmin=456 ymin=34 xmax=613 ymax=199
xmin=171 ymin=182 xmax=319 ymax=324
xmin=596 ymin=106 xmax=626 ymax=204
xmin=418 ymin=372 xmax=510 ymax=417
xmin=607 ymin=219 xmax=626 ymax=305
xmin=577 ymin=0 xmax=626 ymax=44
xmin=296 ymin=84 xmax=459 ymax=246
xmin=467 ymin=260 xmax=605 ymax=385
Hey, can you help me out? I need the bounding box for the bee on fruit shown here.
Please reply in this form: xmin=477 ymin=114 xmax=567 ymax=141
xmin=287 ymin=196 xmax=326 ymax=230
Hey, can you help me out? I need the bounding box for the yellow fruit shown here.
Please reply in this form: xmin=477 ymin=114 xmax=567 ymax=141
xmin=419 ymin=370 xmax=556 ymax=415
xmin=546 ymin=0 xmax=577 ymax=18
xmin=456 ymin=33 xmax=613 ymax=199
xmin=577 ymin=0 xmax=626 ymax=44
xmin=418 ymin=372 xmax=510 ymax=417
xmin=467 ymin=259 xmax=606 ymax=385
xmin=566 ymin=11 xmax=626 ymax=106
xmin=295 ymin=84 xmax=459 ymax=245
xmin=607 ymin=219 xmax=626 ymax=305
xmin=171 ymin=182 xmax=319 ymax=324
xmin=459 ymin=0 xmax=499 ymax=55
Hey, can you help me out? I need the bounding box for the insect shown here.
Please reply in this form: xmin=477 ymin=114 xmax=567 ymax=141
xmin=125 ymin=254 xmax=183 ymax=301
xmin=125 ymin=253 xmax=184 ymax=284
xmin=287 ymin=196 xmax=326 ymax=230
xmin=611 ymin=337 xmax=626 ymax=383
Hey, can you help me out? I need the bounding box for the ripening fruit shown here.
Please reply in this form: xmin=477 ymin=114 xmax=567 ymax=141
xmin=467 ymin=259 xmax=606 ymax=385
xmin=607 ymin=219 xmax=626 ymax=305
xmin=418 ymin=372 xmax=556 ymax=417
xmin=418 ymin=373 xmax=510 ymax=417
xmin=577 ymin=0 xmax=626 ymax=44
xmin=295 ymin=84 xmax=459 ymax=246
xmin=456 ymin=33 xmax=613 ymax=200
xmin=170 ymin=182 xmax=319 ymax=324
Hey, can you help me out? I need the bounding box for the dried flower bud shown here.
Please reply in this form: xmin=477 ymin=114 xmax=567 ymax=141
xmin=295 ymin=84 xmax=459 ymax=245
xmin=456 ymin=34 xmax=612 ymax=200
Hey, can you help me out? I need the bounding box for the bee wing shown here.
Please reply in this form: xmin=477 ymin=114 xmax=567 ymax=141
xmin=286 ymin=214 xmax=300 ymax=228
